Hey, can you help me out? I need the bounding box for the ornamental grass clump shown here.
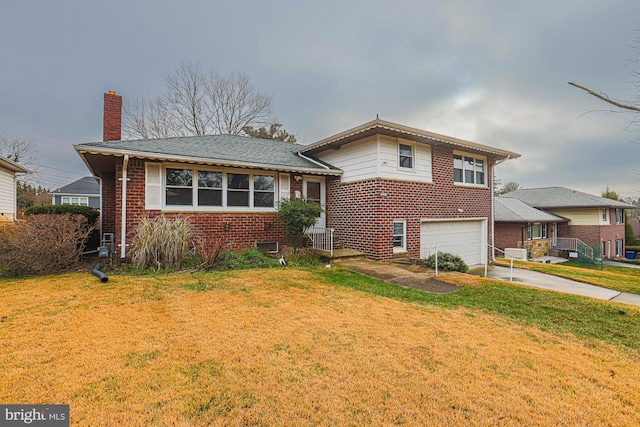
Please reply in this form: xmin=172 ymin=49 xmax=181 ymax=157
xmin=130 ymin=215 xmax=193 ymax=271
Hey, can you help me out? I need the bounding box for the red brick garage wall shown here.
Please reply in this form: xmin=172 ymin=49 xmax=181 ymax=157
xmin=326 ymin=147 xmax=494 ymax=261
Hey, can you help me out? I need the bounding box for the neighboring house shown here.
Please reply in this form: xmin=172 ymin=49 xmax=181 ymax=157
xmin=498 ymin=187 xmax=635 ymax=259
xmin=0 ymin=154 xmax=29 ymax=221
xmin=51 ymin=176 xmax=100 ymax=208
xmin=630 ymin=218 xmax=640 ymax=241
xmin=74 ymin=91 xmax=520 ymax=264
xmin=494 ymin=197 xmax=568 ymax=258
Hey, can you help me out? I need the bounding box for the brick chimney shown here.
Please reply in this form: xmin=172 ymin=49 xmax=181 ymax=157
xmin=103 ymin=90 xmax=122 ymax=141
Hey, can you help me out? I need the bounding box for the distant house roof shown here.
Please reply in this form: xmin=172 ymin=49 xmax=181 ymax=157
xmin=75 ymin=134 xmax=342 ymax=177
xmin=300 ymin=118 xmax=521 ymax=160
xmin=495 ymin=197 xmax=567 ymax=223
xmin=52 ymin=176 xmax=100 ymax=196
xmin=501 ymin=187 xmax=635 ymax=209
xmin=0 ymin=154 xmax=29 ymax=174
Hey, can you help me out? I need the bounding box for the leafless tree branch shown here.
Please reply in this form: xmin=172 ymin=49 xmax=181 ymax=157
xmin=568 ymin=82 xmax=640 ymax=112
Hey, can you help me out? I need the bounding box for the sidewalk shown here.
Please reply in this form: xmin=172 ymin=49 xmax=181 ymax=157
xmin=486 ymin=265 xmax=640 ymax=306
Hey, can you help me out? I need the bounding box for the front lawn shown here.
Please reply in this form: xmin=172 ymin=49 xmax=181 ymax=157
xmin=1 ymin=268 xmax=639 ymax=425
xmin=494 ymin=258 xmax=640 ymax=295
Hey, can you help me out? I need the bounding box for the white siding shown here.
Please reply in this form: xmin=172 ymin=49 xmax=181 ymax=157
xmin=378 ymin=136 xmax=432 ymax=183
xmin=0 ymin=168 xmax=17 ymax=220
xmin=314 ymin=135 xmax=432 ymax=183
xmin=314 ymin=136 xmax=378 ymax=182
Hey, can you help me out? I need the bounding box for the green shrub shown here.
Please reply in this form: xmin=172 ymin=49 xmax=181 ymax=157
xmin=626 ymin=246 xmax=640 ymax=252
xmin=277 ymin=198 xmax=324 ymax=253
xmin=283 ymin=251 xmax=322 ymax=267
xmin=24 ymin=204 xmax=99 ymax=225
xmin=215 ymin=249 xmax=281 ymax=270
xmin=129 ymin=215 xmax=193 ymax=271
xmin=421 ymin=252 xmax=468 ymax=273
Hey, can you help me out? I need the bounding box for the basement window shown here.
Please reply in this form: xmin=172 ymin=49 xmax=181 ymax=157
xmin=393 ymin=220 xmax=407 ymax=253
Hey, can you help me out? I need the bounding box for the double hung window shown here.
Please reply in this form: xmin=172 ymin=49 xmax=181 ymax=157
xmin=398 ymin=143 xmax=414 ymax=170
xmin=393 ymin=220 xmax=407 ymax=253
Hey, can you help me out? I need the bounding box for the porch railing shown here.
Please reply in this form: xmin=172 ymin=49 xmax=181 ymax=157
xmin=553 ymin=237 xmax=595 ymax=261
xmin=305 ymin=227 xmax=334 ymax=256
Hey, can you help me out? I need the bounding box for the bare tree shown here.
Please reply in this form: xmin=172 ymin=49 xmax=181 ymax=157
xmin=0 ymin=134 xmax=36 ymax=166
xmin=495 ymin=181 xmax=521 ymax=196
xmin=568 ymin=82 xmax=640 ymax=112
xmin=123 ymin=63 xmax=276 ymax=139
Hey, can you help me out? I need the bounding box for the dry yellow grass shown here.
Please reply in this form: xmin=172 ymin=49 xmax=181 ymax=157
xmin=1 ymin=269 xmax=639 ymax=426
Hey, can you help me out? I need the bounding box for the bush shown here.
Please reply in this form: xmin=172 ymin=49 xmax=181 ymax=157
xmin=215 ymin=249 xmax=281 ymax=270
xmin=129 ymin=215 xmax=193 ymax=271
xmin=278 ymin=198 xmax=324 ymax=253
xmin=0 ymin=214 xmax=94 ymax=277
xmin=421 ymin=252 xmax=468 ymax=273
xmin=192 ymin=234 xmax=227 ymax=270
xmin=24 ymin=204 xmax=99 ymax=225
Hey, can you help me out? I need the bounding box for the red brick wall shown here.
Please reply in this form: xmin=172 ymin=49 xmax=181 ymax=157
xmin=103 ymin=91 xmax=122 ymax=142
xmin=113 ymin=159 xmax=290 ymax=258
xmin=494 ymin=222 xmax=526 ymax=252
xmin=557 ymin=223 xmax=626 ymax=258
xmin=326 ymin=147 xmax=494 ymax=261
xmin=100 ymin=172 xmax=116 ymax=234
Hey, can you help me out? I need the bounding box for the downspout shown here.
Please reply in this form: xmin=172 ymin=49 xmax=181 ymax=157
xmin=492 ymin=156 xmax=512 ymax=261
xmin=120 ymin=155 xmax=129 ymax=259
xmin=94 ymin=176 xmax=103 ymax=234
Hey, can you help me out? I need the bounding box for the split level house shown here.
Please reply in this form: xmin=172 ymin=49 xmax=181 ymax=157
xmin=75 ymin=91 xmax=520 ymax=264
xmin=0 ymin=154 xmax=29 ymax=222
xmin=495 ymin=187 xmax=635 ymax=259
xmin=51 ymin=176 xmax=100 ymax=208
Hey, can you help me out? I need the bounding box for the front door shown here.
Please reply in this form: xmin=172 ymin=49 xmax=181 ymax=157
xmin=303 ymin=176 xmax=325 ymax=228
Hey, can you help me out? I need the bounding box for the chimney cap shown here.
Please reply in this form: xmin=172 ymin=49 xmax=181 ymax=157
xmin=107 ymin=90 xmax=118 ymax=95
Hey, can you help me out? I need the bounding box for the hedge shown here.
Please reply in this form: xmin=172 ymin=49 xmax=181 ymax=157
xmin=24 ymin=204 xmax=100 ymax=225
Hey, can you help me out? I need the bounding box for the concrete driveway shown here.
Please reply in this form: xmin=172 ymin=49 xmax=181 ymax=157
xmin=486 ymin=265 xmax=640 ymax=306
xmin=603 ymin=260 xmax=640 ymax=269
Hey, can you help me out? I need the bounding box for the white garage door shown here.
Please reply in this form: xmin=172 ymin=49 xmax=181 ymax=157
xmin=420 ymin=220 xmax=485 ymax=266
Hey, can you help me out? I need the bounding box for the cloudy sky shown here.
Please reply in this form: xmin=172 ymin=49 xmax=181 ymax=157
xmin=1 ymin=0 xmax=640 ymax=198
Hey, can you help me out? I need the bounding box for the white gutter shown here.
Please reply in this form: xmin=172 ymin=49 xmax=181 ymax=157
xmin=120 ymin=155 xmax=129 ymax=259
xmin=296 ymin=151 xmax=331 ymax=170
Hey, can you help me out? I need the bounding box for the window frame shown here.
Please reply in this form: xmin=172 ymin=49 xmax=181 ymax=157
xmin=61 ymin=196 xmax=89 ymax=206
xmin=162 ymin=164 xmax=277 ymax=211
xmin=602 ymin=208 xmax=608 ymax=222
xmin=398 ymin=142 xmax=415 ymax=171
xmin=392 ymin=220 xmax=407 ymax=253
xmin=453 ymin=152 xmax=487 ymax=186
xmin=615 ymin=239 xmax=623 ymax=257
xmin=527 ymin=222 xmax=547 ymax=240
xmin=615 ymin=208 xmax=624 ymax=224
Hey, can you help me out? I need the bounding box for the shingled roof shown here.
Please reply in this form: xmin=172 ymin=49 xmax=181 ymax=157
xmin=495 ymin=197 xmax=567 ymax=223
xmin=501 ymin=187 xmax=634 ymax=209
xmin=51 ymin=176 xmax=100 ymax=195
xmin=75 ymin=134 xmax=341 ymax=176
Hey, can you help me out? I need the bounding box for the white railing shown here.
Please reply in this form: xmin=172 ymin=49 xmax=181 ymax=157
xmin=554 ymin=237 xmax=595 ymax=260
xmin=554 ymin=237 xmax=579 ymax=251
xmin=305 ymin=227 xmax=334 ymax=256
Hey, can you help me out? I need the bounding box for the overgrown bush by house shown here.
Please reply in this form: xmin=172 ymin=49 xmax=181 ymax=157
xmin=215 ymin=249 xmax=281 ymax=270
xmin=277 ymin=198 xmax=324 ymax=253
xmin=421 ymin=252 xmax=468 ymax=273
xmin=192 ymin=234 xmax=227 ymax=270
xmin=129 ymin=215 xmax=193 ymax=271
xmin=24 ymin=204 xmax=100 ymax=225
xmin=0 ymin=214 xmax=94 ymax=277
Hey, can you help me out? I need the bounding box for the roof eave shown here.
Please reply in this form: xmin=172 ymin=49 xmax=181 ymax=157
xmin=74 ymin=145 xmax=343 ymax=176
xmin=300 ymin=118 xmax=521 ymax=160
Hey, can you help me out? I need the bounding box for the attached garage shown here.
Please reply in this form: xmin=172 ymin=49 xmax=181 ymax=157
xmin=420 ymin=219 xmax=487 ymax=266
